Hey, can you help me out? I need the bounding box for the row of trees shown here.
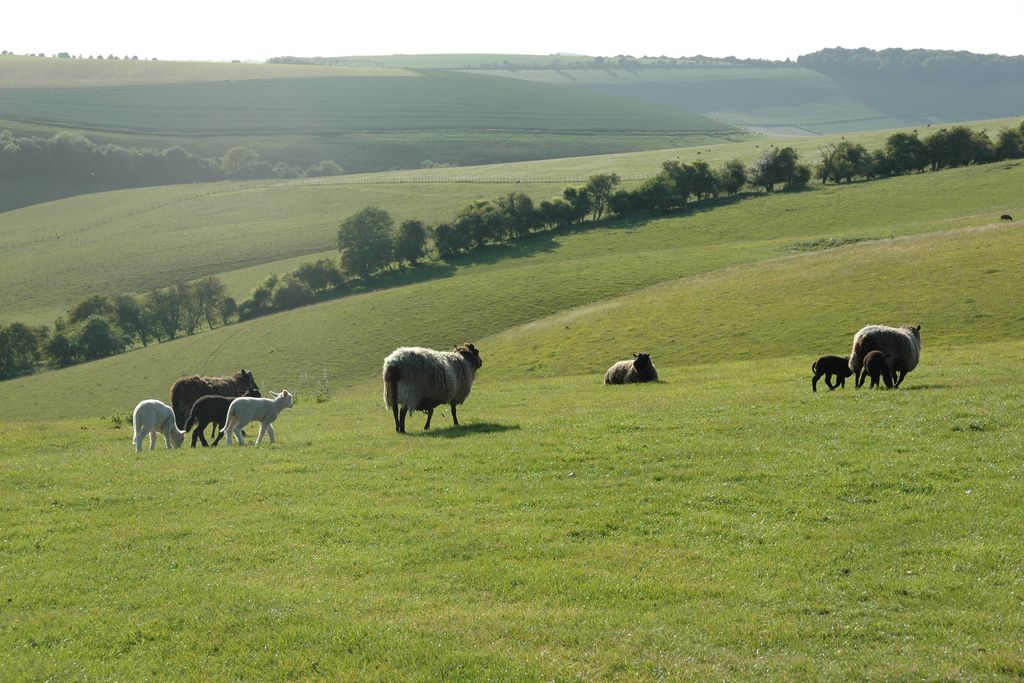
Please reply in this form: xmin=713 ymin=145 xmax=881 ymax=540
xmin=0 ymin=278 xmax=234 ymax=379
xmin=816 ymin=122 xmax=1024 ymax=184
xmin=798 ymin=48 xmax=1024 ymax=82
xmin=5 ymin=120 xmax=1015 ymax=377
xmin=232 ymin=152 xmax=793 ymax=319
xmin=0 ymin=130 xmax=344 ymax=190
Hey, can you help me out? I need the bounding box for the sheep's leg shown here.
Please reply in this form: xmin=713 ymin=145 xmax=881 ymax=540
xmin=266 ymin=423 xmax=275 ymax=444
xmin=210 ymin=424 xmax=225 ymax=447
xmin=193 ymin=421 xmax=208 ymax=447
xmin=825 ymin=374 xmax=837 ymax=390
xmin=255 ymin=423 xmax=267 ymax=445
xmin=391 ymin=401 xmax=401 ymax=432
xmin=235 ymin=421 xmax=246 ymax=446
xmin=224 ymin=418 xmax=234 ymax=445
xmin=423 ymin=408 xmax=433 ymax=430
xmin=811 ymin=371 xmax=822 ymax=392
xmin=164 ymin=431 xmax=172 ymax=449
xmin=398 ymin=406 xmax=408 ymax=433
xmin=149 ymin=432 xmax=157 ymax=451
xmin=451 ymin=403 xmax=459 ymax=427
xmin=134 ymin=431 xmax=144 ymax=453
xmin=893 ymin=369 xmax=906 ymax=388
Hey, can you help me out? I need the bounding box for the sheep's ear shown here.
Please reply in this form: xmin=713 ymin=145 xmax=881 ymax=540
xmin=633 ymin=353 xmax=638 ymax=358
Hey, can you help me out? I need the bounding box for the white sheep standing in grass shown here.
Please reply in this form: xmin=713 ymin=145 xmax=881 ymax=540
xmin=383 ymin=343 xmax=483 ymax=433
xmin=223 ymin=390 xmax=295 ymax=445
xmin=132 ymin=399 xmax=186 ymax=453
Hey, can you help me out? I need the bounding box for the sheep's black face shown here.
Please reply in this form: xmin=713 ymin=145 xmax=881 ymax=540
xmin=242 ymin=369 xmax=261 ymax=395
xmin=633 ymin=353 xmax=652 ymax=370
xmin=457 ymin=343 xmax=483 ymax=369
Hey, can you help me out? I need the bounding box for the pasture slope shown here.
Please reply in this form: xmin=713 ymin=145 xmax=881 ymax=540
xmin=0 ymin=57 xmax=739 ymax=174
xmin=2 ymin=117 xmax=1020 ymax=325
xmin=2 ymin=155 xmax=1024 ymax=678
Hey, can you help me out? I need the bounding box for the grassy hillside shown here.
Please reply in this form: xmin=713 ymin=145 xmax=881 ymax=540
xmin=3 ymin=122 xmax=1019 ymax=325
xmin=4 ymin=133 xmax=1024 ymax=677
xmin=2 ymin=269 xmax=1022 ymax=679
xmin=1 ymin=159 xmax=1021 ymax=419
xmin=0 ymin=66 xmax=739 ymax=175
xmin=0 ymin=55 xmax=410 ymax=87
xmin=470 ymin=64 xmax=1024 ymax=134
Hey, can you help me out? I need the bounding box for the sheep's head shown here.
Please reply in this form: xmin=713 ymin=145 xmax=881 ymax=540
xmin=455 ymin=343 xmax=483 ymax=370
xmin=240 ymin=369 xmax=260 ymax=395
xmin=633 ymin=352 xmax=653 ymax=370
xmin=170 ymin=426 xmax=187 ymax=449
xmin=272 ymin=390 xmax=295 ymax=408
xmin=244 ymin=387 xmax=262 ymax=398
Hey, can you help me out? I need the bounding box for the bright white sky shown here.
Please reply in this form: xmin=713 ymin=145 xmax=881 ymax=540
xmin=5 ymin=0 xmax=1023 ymax=63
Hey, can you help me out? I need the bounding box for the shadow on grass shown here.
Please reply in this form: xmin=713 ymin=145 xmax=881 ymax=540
xmin=413 ymin=421 xmax=521 ymax=438
xmin=898 ymin=383 xmax=951 ymax=391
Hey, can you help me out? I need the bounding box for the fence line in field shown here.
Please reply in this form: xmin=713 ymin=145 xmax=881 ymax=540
xmin=227 ymin=174 xmax=654 ymax=191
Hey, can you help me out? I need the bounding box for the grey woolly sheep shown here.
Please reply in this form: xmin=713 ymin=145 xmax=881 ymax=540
xmin=857 ymin=350 xmax=894 ymax=389
xmin=604 ymin=352 xmax=659 ymax=384
xmin=383 ymin=343 xmax=483 ymax=433
xmin=849 ymin=324 xmax=921 ymax=388
xmin=811 ymin=354 xmax=853 ymax=392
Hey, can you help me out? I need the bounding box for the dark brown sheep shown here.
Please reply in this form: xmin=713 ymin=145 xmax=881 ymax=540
xmin=857 ymin=350 xmax=894 ymax=389
xmin=811 ymin=355 xmax=853 ymax=392
xmin=170 ymin=369 xmax=260 ymax=429
xmin=1001 ymin=214 xmax=1013 ymax=221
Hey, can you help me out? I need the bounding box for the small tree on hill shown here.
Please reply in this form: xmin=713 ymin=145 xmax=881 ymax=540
xmin=395 ymin=219 xmax=428 ymax=266
xmin=337 ymin=207 xmax=395 ymax=278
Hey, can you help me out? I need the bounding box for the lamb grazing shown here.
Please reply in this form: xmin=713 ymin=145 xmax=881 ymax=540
xmin=1001 ymin=214 xmax=1013 ymax=221
xmin=849 ymin=324 xmax=921 ymax=388
xmin=132 ymin=399 xmax=186 ymax=453
xmin=811 ymin=354 xmax=854 ymax=392
xmin=604 ymin=352 xmax=659 ymax=385
xmin=184 ymin=387 xmax=261 ymax=447
xmin=222 ymin=390 xmax=294 ymax=446
xmin=383 ymin=343 xmax=483 ymax=433
xmin=857 ymin=350 xmax=895 ymax=389
xmin=169 ymin=369 xmax=260 ymax=429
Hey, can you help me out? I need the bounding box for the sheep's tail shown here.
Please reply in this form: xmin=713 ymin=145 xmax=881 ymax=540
xmin=383 ymin=364 xmax=400 ymax=410
xmin=811 ymin=360 xmax=818 ymax=374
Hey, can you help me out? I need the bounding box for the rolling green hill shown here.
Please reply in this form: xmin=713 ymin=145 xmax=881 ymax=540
xmin=0 ymin=63 xmax=740 ymax=177
xmin=3 ymin=164 xmax=1024 ymax=677
xmin=4 ymin=120 xmax=1019 ymax=326
xmin=1 ymin=157 xmax=1020 ymax=419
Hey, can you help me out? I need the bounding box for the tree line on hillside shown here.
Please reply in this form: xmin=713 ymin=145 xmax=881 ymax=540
xmin=798 ymin=48 xmax=1024 ymax=82
xmin=0 ymin=130 xmax=344 ymax=190
xmin=0 ymin=279 xmax=235 ymax=380
xmin=815 ymin=122 xmax=1024 ymax=183
xmin=3 ymin=121 xmax=1021 ymax=381
xmin=267 ymin=54 xmax=795 ymax=70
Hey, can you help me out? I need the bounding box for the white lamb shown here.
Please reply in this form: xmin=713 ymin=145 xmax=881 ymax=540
xmin=223 ymin=390 xmax=295 ymax=446
xmin=132 ymin=399 xmax=186 ymax=453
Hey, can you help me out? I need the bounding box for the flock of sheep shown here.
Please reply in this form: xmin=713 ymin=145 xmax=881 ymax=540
xmin=130 ymin=323 xmax=921 ymax=449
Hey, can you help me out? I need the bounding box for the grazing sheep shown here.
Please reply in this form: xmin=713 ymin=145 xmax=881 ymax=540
xmin=857 ymin=350 xmax=895 ymax=389
xmin=132 ymin=399 xmax=186 ymax=453
xmin=170 ymin=369 xmax=260 ymax=429
xmin=849 ymin=324 xmax=921 ymax=388
xmin=604 ymin=353 xmax=659 ymax=385
xmin=1001 ymin=214 xmax=1013 ymax=221
xmin=811 ymin=354 xmax=854 ymax=392
xmin=184 ymin=387 xmax=262 ymax=447
xmin=383 ymin=343 xmax=483 ymax=433
xmin=223 ymin=390 xmax=295 ymax=446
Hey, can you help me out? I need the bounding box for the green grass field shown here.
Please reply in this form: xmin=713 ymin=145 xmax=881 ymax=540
xmin=0 ymin=64 xmax=738 ymax=174
xmin=3 ymin=128 xmax=1024 ymax=678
